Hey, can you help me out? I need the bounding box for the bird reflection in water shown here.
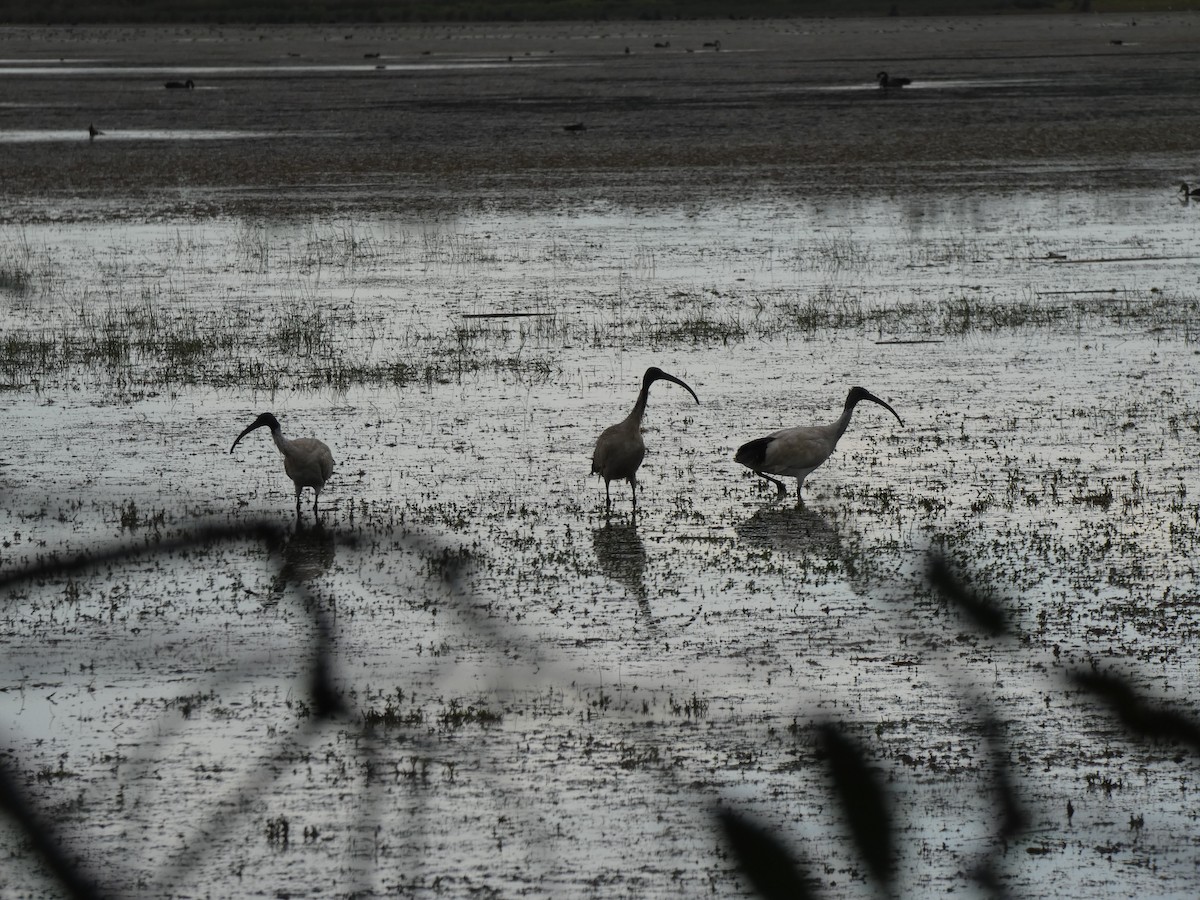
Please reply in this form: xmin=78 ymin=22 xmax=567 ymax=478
xmin=268 ymin=520 xmax=337 ymax=604
xmin=736 ymin=504 xmax=885 ymax=597
xmin=591 ymin=520 xmax=656 ymax=628
xmin=735 ymin=504 xmax=841 ymax=561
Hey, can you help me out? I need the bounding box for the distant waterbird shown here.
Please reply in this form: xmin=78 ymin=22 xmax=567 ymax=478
xmin=591 ymin=367 xmax=699 ymax=515
xmin=1179 ymin=181 xmax=1200 ymax=198
xmin=876 ymin=71 xmax=912 ymax=89
xmin=88 ymin=123 xmax=102 ymax=140
xmin=563 ymin=122 xmax=587 ymax=132
xmin=230 ymin=412 xmax=334 ymax=518
xmin=735 ymin=386 xmax=903 ymax=505
xmin=164 ymin=79 xmax=194 ymax=89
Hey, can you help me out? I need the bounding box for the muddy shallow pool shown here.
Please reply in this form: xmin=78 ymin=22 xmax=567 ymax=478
xmin=4 ymin=14 xmax=1200 ymax=900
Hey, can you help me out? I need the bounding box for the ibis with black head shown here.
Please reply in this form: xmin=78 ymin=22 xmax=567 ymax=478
xmin=591 ymin=367 xmax=699 ymax=515
xmin=230 ymin=412 xmax=334 ymax=517
xmin=735 ymin=386 xmax=902 ymax=505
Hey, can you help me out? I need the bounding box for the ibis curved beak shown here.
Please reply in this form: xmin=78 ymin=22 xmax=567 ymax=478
xmin=652 ymin=370 xmax=700 ymax=405
xmin=230 ymin=419 xmax=266 ymax=454
xmin=863 ymin=390 xmax=903 ymax=426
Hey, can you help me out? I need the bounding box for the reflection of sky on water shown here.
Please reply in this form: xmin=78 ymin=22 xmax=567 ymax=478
xmin=0 ymin=129 xmax=291 ymax=142
xmin=0 ymin=61 xmax=549 ymax=76
xmin=8 ymin=187 xmax=1197 ymax=325
xmin=818 ymin=77 xmax=1052 ymax=92
xmin=0 ymin=58 xmax=107 ymax=65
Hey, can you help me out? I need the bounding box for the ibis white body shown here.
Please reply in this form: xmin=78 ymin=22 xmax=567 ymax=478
xmin=735 ymin=386 xmax=902 ymax=505
xmin=230 ymin=412 xmax=334 ymax=517
xmin=591 ymin=366 xmax=699 ymax=515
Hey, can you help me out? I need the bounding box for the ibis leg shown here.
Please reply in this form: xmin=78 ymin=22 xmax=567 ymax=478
xmin=754 ymin=472 xmax=787 ymax=499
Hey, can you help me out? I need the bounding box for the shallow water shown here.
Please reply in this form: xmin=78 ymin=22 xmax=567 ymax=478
xmin=0 ymin=128 xmax=288 ymax=141
xmin=3 ymin=184 xmax=1200 ymax=898
xmin=4 ymin=14 xmax=1200 ymax=900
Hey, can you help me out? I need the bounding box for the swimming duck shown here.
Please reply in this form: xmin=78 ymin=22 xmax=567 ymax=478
xmin=876 ymin=71 xmax=912 ymax=89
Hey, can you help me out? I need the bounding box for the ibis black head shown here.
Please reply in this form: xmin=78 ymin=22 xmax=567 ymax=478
xmin=644 ymin=366 xmax=700 ymax=404
xmin=230 ymin=412 xmax=281 ymax=453
xmin=846 ymin=387 xmax=903 ymax=426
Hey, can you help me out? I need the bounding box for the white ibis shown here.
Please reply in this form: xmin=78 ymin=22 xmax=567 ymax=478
xmin=230 ymin=412 xmax=334 ymax=517
xmin=735 ymin=386 xmax=903 ymax=505
xmin=876 ymin=71 xmax=912 ymax=89
xmin=591 ymin=367 xmax=699 ymax=515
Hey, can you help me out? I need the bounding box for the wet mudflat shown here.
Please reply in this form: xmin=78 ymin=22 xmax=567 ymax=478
xmin=4 ymin=13 xmax=1200 ymax=900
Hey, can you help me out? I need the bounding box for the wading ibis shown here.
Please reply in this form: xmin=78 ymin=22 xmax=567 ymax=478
xmin=230 ymin=412 xmax=334 ymax=517
xmin=591 ymin=367 xmax=699 ymax=515
xmin=876 ymin=71 xmax=912 ymax=89
xmin=735 ymin=386 xmax=903 ymax=505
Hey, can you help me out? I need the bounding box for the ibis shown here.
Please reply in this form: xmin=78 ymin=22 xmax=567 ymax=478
xmin=164 ymin=79 xmax=195 ymax=89
xmin=88 ymin=123 xmax=102 ymax=140
xmin=1180 ymin=182 xmax=1200 ymax=198
xmin=735 ymin=386 xmax=903 ymax=505
xmin=591 ymin=367 xmax=699 ymax=515
xmin=230 ymin=412 xmax=334 ymax=517
xmin=876 ymin=71 xmax=912 ymax=89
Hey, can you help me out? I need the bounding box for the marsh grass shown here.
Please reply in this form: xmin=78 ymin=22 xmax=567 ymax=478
xmin=437 ymin=698 xmax=502 ymax=729
xmin=767 ymin=285 xmax=1197 ymax=338
xmin=793 ymin=236 xmax=871 ymax=273
xmin=9 ymin=279 xmax=1192 ymax=390
xmin=234 ymin=221 xmax=270 ymax=273
xmin=8 ymin=216 xmax=1200 ymax=396
xmin=0 ymin=230 xmax=57 ymax=309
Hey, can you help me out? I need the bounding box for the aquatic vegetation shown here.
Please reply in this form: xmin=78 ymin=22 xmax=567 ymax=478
xmin=5 ymin=25 xmax=1200 ymax=898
